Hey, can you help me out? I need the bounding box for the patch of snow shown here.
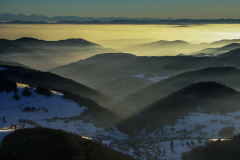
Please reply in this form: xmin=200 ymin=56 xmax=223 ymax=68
xmin=132 ymin=74 xmax=145 ymax=78
xmin=0 ymin=67 xmax=7 ymax=71
xmin=102 ymin=140 xmax=112 ymax=146
xmin=148 ymin=76 xmax=169 ymax=82
xmin=132 ymin=73 xmax=168 ymax=82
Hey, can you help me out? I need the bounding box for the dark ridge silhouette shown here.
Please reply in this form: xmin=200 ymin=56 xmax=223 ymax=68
xmin=193 ymin=43 xmax=240 ymax=56
xmin=216 ymin=47 xmax=240 ymax=59
xmin=214 ymin=48 xmax=240 ymax=67
xmin=15 ymin=37 xmax=42 ymax=42
xmin=3 ymin=13 xmax=240 ymax=24
xmin=9 ymin=37 xmax=102 ymax=47
xmin=181 ymin=134 xmax=240 ymax=160
xmin=218 ymin=43 xmax=240 ymax=50
xmin=3 ymin=20 xmax=48 ymax=24
xmin=3 ymin=19 xmax=240 ymax=25
xmin=212 ymin=39 xmax=240 ymax=45
xmin=128 ymin=82 xmax=240 ymax=132
xmin=0 ymin=65 xmax=116 ymax=110
xmin=0 ymin=128 xmax=135 ymax=160
xmin=140 ymin=40 xmax=191 ymax=47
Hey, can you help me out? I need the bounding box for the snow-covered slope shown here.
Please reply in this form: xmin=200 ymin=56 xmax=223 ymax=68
xmin=0 ymin=83 xmax=128 ymax=144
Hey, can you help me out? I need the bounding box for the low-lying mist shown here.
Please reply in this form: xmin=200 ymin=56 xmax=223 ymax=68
xmin=1 ymin=24 xmax=240 ymax=56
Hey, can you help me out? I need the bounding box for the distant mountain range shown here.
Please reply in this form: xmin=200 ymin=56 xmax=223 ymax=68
xmin=0 ymin=13 xmax=164 ymax=22
xmin=2 ymin=13 xmax=240 ymax=24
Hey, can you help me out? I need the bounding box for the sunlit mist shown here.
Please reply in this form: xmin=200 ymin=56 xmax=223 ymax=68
xmin=1 ymin=24 xmax=240 ymax=53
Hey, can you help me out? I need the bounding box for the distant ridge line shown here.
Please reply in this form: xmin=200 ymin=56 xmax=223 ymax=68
xmin=2 ymin=19 xmax=240 ymax=25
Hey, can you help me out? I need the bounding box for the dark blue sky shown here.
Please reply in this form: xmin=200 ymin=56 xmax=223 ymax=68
xmin=1 ymin=0 xmax=240 ymax=19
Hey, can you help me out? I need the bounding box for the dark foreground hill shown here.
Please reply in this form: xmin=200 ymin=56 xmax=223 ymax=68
xmin=128 ymin=82 xmax=240 ymax=133
xmin=182 ymin=134 xmax=240 ymax=160
xmin=0 ymin=128 xmax=135 ymax=160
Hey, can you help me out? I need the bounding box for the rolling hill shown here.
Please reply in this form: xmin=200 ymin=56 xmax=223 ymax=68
xmin=50 ymin=52 xmax=216 ymax=87
xmin=128 ymin=82 xmax=240 ymax=132
xmin=192 ymin=43 xmax=240 ymax=56
xmin=117 ymin=67 xmax=240 ymax=116
xmin=0 ymin=65 xmax=116 ymax=111
xmin=0 ymin=37 xmax=114 ymax=70
xmin=0 ymin=77 xmax=133 ymax=137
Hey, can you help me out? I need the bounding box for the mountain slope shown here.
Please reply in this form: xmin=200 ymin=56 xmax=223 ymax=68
xmin=193 ymin=43 xmax=240 ymax=56
xmin=128 ymin=82 xmax=240 ymax=132
xmin=0 ymin=65 xmax=116 ymax=110
xmin=0 ymin=77 xmax=132 ymax=136
xmin=0 ymin=37 xmax=114 ymax=70
xmin=118 ymin=67 xmax=240 ymax=116
xmin=50 ymin=53 xmax=215 ymax=87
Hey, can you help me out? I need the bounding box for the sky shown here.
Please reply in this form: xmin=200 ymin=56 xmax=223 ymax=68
xmin=1 ymin=0 xmax=240 ymax=19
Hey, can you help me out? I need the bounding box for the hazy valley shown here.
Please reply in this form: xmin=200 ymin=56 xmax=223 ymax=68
xmin=2 ymin=24 xmax=240 ymax=159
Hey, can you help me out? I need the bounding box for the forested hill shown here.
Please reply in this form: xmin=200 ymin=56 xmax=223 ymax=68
xmin=128 ymin=82 xmax=240 ymax=133
xmin=118 ymin=67 xmax=240 ymax=116
xmin=0 ymin=128 xmax=135 ymax=160
xmin=0 ymin=65 xmax=116 ymax=109
xmin=182 ymin=133 xmax=240 ymax=160
xmin=0 ymin=77 xmax=133 ymax=135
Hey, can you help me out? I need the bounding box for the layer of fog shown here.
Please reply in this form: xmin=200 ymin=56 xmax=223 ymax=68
xmin=2 ymin=24 xmax=240 ymax=56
